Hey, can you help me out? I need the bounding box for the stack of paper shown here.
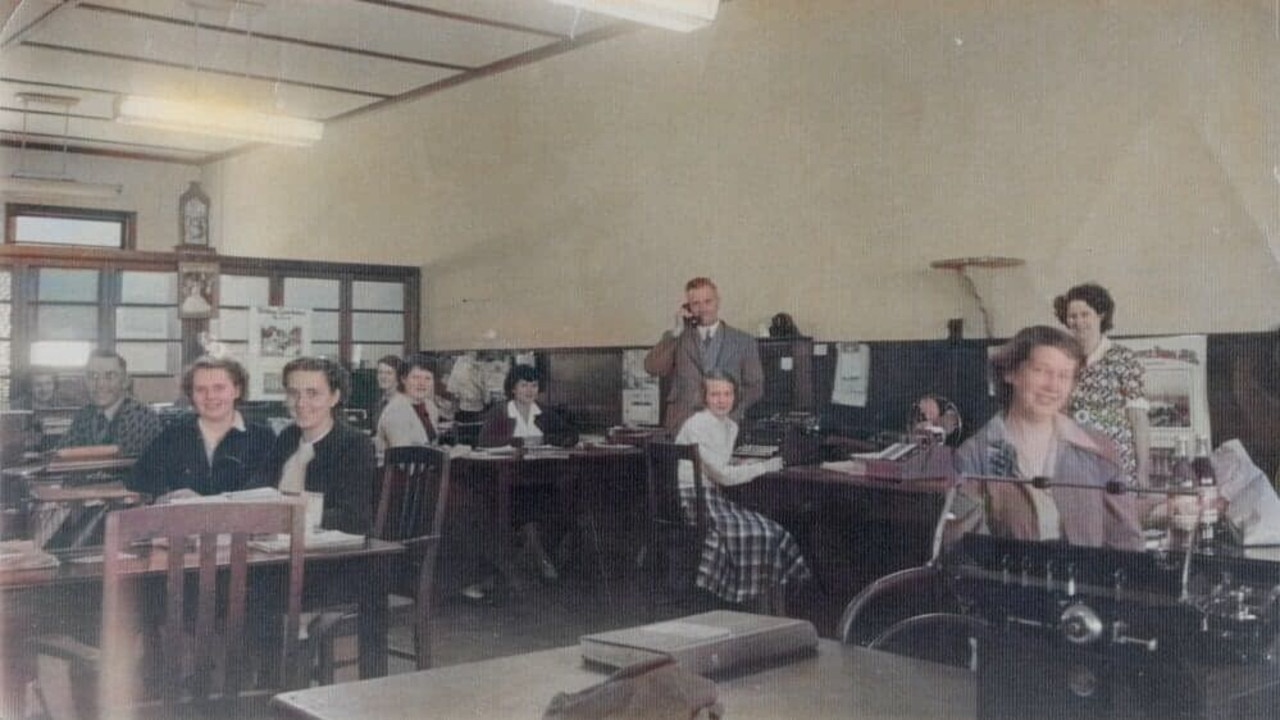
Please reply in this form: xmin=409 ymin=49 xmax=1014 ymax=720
xmin=249 ymin=528 xmax=366 ymax=554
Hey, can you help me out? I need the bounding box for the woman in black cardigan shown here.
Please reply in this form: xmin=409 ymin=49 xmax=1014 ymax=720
xmin=267 ymin=357 xmax=375 ymax=535
xmin=470 ymin=365 xmax=578 ymax=596
xmin=131 ymin=356 xmax=274 ymax=500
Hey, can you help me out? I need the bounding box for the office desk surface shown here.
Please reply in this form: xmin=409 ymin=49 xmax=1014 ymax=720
xmin=272 ymin=640 xmax=975 ymax=720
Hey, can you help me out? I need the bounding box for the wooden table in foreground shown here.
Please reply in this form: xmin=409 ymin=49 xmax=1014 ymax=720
xmin=272 ymin=639 xmax=974 ymax=720
xmin=1 ymin=538 xmax=404 ymax=709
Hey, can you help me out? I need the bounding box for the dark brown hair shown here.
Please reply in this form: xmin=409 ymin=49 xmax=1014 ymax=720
xmin=1053 ymin=282 xmax=1116 ymax=333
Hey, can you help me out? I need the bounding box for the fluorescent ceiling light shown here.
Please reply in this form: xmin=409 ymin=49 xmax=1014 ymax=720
xmin=115 ymin=95 xmax=324 ymax=147
xmin=550 ymin=0 xmax=719 ymax=32
xmin=2 ymin=174 xmax=123 ymax=199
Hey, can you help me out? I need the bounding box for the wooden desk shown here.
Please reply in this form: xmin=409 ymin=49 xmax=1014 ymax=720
xmin=450 ymin=447 xmax=646 ymax=585
xmin=1 ymin=538 xmax=403 ymax=712
xmin=272 ymin=639 xmax=975 ymax=719
xmin=726 ymin=467 xmax=948 ymax=599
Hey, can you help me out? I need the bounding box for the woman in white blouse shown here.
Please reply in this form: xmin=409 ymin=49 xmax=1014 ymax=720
xmin=675 ymin=370 xmax=811 ymax=615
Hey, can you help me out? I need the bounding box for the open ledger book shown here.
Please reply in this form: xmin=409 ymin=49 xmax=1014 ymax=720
xmin=167 ymin=488 xmax=366 ymax=553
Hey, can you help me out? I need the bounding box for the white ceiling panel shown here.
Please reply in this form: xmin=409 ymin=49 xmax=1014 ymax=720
xmin=0 ymin=0 xmax=630 ymax=163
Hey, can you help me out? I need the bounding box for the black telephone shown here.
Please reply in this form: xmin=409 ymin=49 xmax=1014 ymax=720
xmin=682 ymin=303 xmax=697 ymax=327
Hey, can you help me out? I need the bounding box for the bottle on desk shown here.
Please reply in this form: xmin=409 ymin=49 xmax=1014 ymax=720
xmin=1167 ymin=436 xmax=1198 ymax=551
xmin=1192 ymin=435 xmax=1220 ymax=551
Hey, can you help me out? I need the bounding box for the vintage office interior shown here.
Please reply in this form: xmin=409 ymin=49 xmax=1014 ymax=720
xmin=3 ymin=0 xmax=1280 ymax=718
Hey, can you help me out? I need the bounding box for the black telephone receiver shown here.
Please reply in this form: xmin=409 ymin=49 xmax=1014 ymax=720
xmin=682 ymin=303 xmax=697 ymax=327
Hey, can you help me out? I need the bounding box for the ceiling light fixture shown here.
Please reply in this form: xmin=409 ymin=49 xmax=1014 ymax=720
xmin=3 ymin=92 xmax=122 ymax=199
xmin=550 ymin=0 xmax=720 ymax=32
xmin=115 ymin=95 xmax=323 ymax=147
xmin=112 ymin=0 xmax=323 ymax=147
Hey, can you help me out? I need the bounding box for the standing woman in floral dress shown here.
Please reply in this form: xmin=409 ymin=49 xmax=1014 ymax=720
xmin=1053 ymin=283 xmax=1150 ymax=487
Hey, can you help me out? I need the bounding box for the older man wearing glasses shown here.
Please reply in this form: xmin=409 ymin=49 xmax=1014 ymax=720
xmin=58 ymin=350 xmax=162 ymax=457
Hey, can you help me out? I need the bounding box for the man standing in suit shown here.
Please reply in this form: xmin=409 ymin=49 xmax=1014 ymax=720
xmin=645 ymin=277 xmax=764 ymax=431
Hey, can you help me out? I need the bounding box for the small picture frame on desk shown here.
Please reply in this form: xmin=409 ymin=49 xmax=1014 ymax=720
xmin=177 ymin=261 xmax=219 ymax=320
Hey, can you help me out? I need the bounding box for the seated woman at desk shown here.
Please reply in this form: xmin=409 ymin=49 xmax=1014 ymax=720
xmin=267 ymin=357 xmax=375 ymax=535
xmin=130 ymin=356 xmax=274 ymax=501
xmin=372 ymin=354 xmax=405 ymax=428
xmin=676 ymin=370 xmax=812 ymax=615
xmin=477 ymin=364 xmax=579 ymax=449
xmin=375 ymin=353 xmax=448 ymax=459
xmin=473 ymin=364 xmax=579 ymax=588
xmin=946 ymin=325 xmax=1143 ymax=550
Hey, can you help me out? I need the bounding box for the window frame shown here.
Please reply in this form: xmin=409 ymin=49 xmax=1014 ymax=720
xmin=0 ymin=244 xmax=420 ymax=398
xmin=6 ymin=203 xmax=137 ymax=250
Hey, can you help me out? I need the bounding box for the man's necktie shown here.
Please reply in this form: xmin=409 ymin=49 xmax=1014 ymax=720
xmin=278 ymin=441 xmax=316 ymax=495
xmin=91 ymin=412 xmax=110 ymax=445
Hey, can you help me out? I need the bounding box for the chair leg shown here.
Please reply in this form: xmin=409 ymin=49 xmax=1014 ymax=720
xmin=313 ymin=634 xmax=336 ymax=686
xmin=414 ymin=598 xmax=433 ymax=671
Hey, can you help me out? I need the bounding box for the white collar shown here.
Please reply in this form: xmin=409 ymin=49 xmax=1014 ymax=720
xmin=198 ymin=410 xmax=246 ymax=435
xmin=700 ymin=321 xmax=722 ymax=340
xmin=1085 ymin=335 xmax=1112 ymax=367
xmin=506 ymin=400 xmax=542 ymax=421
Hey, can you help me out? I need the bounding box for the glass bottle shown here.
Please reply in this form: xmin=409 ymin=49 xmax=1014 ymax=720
xmin=1167 ymin=436 xmax=1197 ymax=551
xmin=1192 ymin=436 xmax=1219 ymax=550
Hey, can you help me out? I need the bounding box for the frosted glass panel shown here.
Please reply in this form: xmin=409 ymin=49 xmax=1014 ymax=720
xmin=0 ymin=271 xmax=10 ymax=302
xmin=38 ymin=269 xmax=98 ymax=302
xmin=37 ymin=306 xmax=97 ymax=340
xmin=352 ymin=343 xmax=405 ymax=369
xmin=0 ymin=341 xmax=9 ymax=368
xmin=30 ymin=341 xmax=92 ymax=367
xmin=221 ymin=342 xmax=249 ymax=362
xmin=15 ymin=216 xmax=122 ymax=248
xmin=116 ymin=307 xmax=179 ymax=340
xmin=284 ymin=278 xmax=339 ymax=309
xmin=116 ymin=342 xmax=178 ymax=375
xmin=221 ymin=276 xmax=270 ymax=307
xmin=312 ymin=311 xmax=340 ymax=342
xmin=0 ymin=305 xmax=10 ymax=337
xmin=121 ymin=272 xmax=176 ymax=304
xmin=352 ymin=312 xmax=403 ymax=342
xmin=312 ymin=343 xmax=340 ymax=360
xmin=212 ymin=309 xmax=249 ymax=341
xmin=352 ymin=281 xmax=403 ymax=311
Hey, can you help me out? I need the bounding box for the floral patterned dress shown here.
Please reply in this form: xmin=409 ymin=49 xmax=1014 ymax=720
xmin=1067 ymin=341 xmax=1146 ymax=484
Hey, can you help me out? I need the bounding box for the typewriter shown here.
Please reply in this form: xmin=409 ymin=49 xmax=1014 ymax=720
xmin=945 ymin=533 xmax=1280 ymax=719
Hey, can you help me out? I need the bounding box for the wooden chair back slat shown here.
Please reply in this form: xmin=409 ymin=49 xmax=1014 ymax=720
xmin=376 ymin=445 xmax=451 ymax=669
xmin=96 ymin=501 xmax=306 ymax=714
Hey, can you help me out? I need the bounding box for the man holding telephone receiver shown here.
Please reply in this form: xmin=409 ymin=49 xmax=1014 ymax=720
xmin=645 ymin=276 xmax=764 ymax=431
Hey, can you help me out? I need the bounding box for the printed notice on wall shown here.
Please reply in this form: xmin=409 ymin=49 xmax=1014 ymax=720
xmin=622 ymin=349 xmax=661 ymax=426
xmin=1117 ymin=335 xmax=1209 ymax=449
xmin=248 ymin=306 xmax=311 ymax=400
xmin=831 ymin=342 xmax=870 ymax=407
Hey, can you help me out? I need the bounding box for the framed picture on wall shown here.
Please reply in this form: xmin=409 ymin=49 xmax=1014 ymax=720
xmin=177 ymin=261 xmax=219 ymax=319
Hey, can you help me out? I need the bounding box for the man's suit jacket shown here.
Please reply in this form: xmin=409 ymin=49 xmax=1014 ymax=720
xmin=643 ymin=322 xmax=763 ymax=431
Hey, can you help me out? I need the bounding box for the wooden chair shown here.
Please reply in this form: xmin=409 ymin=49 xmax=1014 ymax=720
xmin=640 ymin=442 xmax=709 ymax=609
xmin=309 ymin=445 xmax=450 ymax=683
xmin=33 ymin=501 xmax=306 ymax=719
